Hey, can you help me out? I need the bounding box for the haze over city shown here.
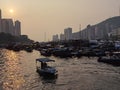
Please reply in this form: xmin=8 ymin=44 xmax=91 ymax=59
xmin=0 ymin=0 xmax=120 ymax=41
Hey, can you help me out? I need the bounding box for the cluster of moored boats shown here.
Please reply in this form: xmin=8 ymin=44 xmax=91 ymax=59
xmin=1 ymin=40 xmax=120 ymax=78
xmin=98 ymin=52 xmax=120 ymax=66
xmin=36 ymin=40 xmax=120 ymax=78
xmin=39 ymin=47 xmax=106 ymax=58
xmin=4 ymin=41 xmax=120 ymax=67
xmin=38 ymin=41 xmax=120 ymax=66
xmin=5 ymin=44 xmax=33 ymax=52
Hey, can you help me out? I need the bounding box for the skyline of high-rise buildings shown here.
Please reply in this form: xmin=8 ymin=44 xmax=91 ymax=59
xmin=0 ymin=9 xmax=21 ymax=36
xmin=53 ymin=16 xmax=120 ymax=41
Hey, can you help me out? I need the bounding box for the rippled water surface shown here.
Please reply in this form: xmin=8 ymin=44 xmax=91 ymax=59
xmin=0 ymin=49 xmax=120 ymax=90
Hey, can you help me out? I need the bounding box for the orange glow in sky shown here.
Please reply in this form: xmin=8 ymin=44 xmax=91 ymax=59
xmin=0 ymin=0 xmax=120 ymax=41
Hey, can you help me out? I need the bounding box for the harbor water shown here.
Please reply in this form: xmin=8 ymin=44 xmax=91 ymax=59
xmin=0 ymin=49 xmax=120 ymax=90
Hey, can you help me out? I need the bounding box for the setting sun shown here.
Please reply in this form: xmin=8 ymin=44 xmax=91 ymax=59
xmin=9 ymin=9 xmax=14 ymax=13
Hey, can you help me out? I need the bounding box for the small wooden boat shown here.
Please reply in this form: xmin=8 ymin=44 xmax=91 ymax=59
xmin=36 ymin=58 xmax=58 ymax=78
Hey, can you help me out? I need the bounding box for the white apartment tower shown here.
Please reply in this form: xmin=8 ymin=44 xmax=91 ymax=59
xmin=0 ymin=9 xmax=21 ymax=36
xmin=0 ymin=9 xmax=2 ymax=32
xmin=53 ymin=34 xmax=59 ymax=41
xmin=0 ymin=9 xmax=1 ymax=19
xmin=15 ymin=20 xmax=21 ymax=36
xmin=64 ymin=27 xmax=72 ymax=40
xmin=1 ymin=19 xmax=14 ymax=35
xmin=60 ymin=33 xmax=65 ymax=40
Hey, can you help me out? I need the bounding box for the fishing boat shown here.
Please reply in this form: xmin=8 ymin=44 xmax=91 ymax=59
xmin=36 ymin=58 xmax=58 ymax=78
xmin=98 ymin=55 xmax=120 ymax=66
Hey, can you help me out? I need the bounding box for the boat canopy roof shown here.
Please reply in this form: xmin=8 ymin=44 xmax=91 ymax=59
xmin=36 ymin=58 xmax=55 ymax=63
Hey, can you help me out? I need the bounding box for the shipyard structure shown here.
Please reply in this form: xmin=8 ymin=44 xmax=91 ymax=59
xmin=0 ymin=9 xmax=21 ymax=36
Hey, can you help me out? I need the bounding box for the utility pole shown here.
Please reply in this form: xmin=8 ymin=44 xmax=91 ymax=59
xmin=0 ymin=9 xmax=1 ymax=19
xmin=79 ymin=24 xmax=81 ymax=40
xmin=44 ymin=32 xmax=46 ymax=42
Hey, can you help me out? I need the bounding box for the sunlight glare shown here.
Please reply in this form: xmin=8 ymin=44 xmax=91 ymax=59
xmin=9 ymin=9 xmax=14 ymax=13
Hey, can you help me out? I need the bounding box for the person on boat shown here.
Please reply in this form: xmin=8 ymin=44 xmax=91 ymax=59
xmin=41 ymin=62 xmax=47 ymax=69
xmin=44 ymin=62 xmax=47 ymax=68
xmin=109 ymin=51 xmax=113 ymax=56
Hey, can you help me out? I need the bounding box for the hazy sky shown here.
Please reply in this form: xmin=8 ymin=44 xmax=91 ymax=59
xmin=0 ymin=0 xmax=120 ymax=41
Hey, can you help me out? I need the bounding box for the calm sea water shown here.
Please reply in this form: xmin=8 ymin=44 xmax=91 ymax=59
xmin=0 ymin=49 xmax=120 ymax=90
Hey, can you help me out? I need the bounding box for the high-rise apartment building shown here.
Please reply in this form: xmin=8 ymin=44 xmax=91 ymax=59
xmin=1 ymin=19 xmax=14 ymax=35
xmin=15 ymin=20 xmax=21 ymax=36
xmin=0 ymin=9 xmax=1 ymax=19
xmin=0 ymin=9 xmax=21 ymax=36
xmin=64 ymin=27 xmax=72 ymax=40
xmin=0 ymin=9 xmax=2 ymax=32
xmin=60 ymin=34 xmax=65 ymax=40
xmin=53 ymin=34 xmax=59 ymax=41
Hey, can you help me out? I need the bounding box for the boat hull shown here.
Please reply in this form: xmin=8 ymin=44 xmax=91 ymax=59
xmin=98 ymin=57 xmax=120 ymax=66
xmin=36 ymin=69 xmax=58 ymax=79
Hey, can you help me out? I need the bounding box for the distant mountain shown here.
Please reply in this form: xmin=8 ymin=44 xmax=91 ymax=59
xmin=95 ymin=16 xmax=120 ymax=39
xmin=96 ymin=16 xmax=120 ymax=29
xmin=81 ymin=16 xmax=120 ymax=40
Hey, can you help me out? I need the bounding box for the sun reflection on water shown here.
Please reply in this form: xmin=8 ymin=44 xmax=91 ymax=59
xmin=2 ymin=50 xmax=25 ymax=90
